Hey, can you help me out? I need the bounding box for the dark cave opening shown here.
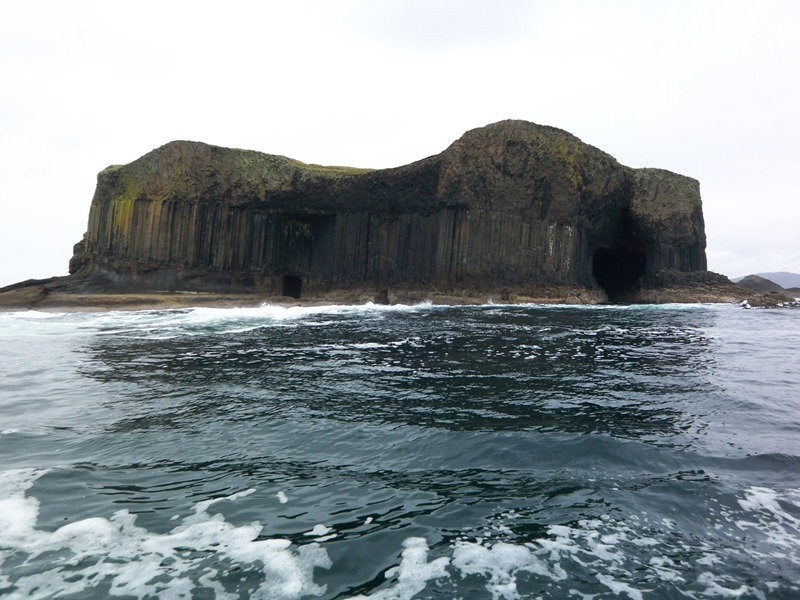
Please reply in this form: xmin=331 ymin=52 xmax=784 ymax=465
xmin=591 ymin=208 xmax=647 ymax=302
xmin=593 ymin=246 xmax=646 ymax=302
xmin=282 ymin=274 xmax=302 ymax=299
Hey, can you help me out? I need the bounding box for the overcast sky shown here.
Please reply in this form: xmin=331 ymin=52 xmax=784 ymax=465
xmin=1 ymin=0 xmax=798 ymax=287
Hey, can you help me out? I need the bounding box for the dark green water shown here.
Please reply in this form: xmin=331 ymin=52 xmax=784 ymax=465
xmin=1 ymin=302 xmax=799 ymax=599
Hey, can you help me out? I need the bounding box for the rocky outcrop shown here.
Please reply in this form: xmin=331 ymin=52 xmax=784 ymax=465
xmin=732 ymin=274 xmax=799 ymax=308
xmin=736 ymin=274 xmax=785 ymax=294
xmin=66 ymin=120 xmax=725 ymax=303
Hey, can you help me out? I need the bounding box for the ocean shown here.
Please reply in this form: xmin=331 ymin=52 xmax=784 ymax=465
xmin=0 ymin=302 xmax=799 ymax=599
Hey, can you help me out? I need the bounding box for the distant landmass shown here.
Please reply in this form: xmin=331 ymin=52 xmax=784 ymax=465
xmin=734 ymin=275 xmax=787 ymax=294
xmin=732 ymin=272 xmax=800 ymax=289
xmin=733 ymin=272 xmax=800 ymax=297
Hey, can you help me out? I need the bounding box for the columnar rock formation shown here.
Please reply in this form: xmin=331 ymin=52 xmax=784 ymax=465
xmin=68 ymin=120 xmax=721 ymax=302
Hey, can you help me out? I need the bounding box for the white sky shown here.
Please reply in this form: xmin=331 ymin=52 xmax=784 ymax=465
xmin=1 ymin=0 xmax=798 ymax=287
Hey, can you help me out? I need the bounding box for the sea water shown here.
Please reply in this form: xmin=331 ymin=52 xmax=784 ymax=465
xmin=0 ymin=302 xmax=798 ymax=599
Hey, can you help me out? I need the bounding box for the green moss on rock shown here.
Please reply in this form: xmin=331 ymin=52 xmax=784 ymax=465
xmin=70 ymin=120 xmax=716 ymax=301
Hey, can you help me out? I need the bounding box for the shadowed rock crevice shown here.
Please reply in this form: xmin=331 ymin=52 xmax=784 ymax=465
xmin=64 ymin=120 xmax=727 ymax=303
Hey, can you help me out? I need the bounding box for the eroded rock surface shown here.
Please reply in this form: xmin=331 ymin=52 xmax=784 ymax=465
xmin=57 ymin=120 xmax=735 ymax=303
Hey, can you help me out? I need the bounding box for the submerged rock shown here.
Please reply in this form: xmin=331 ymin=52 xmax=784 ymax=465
xmin=38 ymin=121 xmax=750 ymax=304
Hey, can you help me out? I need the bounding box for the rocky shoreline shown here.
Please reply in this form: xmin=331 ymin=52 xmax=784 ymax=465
xmin=0 ymin=273 xmax=788 ymax=313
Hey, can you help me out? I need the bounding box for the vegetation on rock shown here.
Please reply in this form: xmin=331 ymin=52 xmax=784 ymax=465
xmin=64 ymin=120 xmax=726 ymax=303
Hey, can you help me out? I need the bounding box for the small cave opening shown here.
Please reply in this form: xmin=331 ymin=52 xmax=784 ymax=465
xmin=591 ymin=209 xmax=647 ymax=302
xmin=282 ymin=274 xmax=302 ymax=299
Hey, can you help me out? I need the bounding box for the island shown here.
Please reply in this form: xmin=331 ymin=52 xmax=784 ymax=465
xmin=0 ymin=120 xmax=760 ymax=310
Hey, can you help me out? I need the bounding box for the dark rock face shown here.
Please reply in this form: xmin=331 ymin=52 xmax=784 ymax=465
xmin=69 ymin=120 xmax=719 ymax=302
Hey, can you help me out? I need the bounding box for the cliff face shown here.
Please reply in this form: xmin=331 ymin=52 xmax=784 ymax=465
xmin=69 ymin=120 xmax=715 ymax=302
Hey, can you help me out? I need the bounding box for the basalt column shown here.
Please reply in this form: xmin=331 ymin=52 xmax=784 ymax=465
xmin=69 ymin=120 xmax=716 ymax=302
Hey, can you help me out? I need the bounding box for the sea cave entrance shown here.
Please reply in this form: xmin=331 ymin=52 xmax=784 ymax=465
xmin=592 ymin=246 xmax=646 ymax=302
xmin=591 ymin=209 xmax=647 ymax=302
xmin=282 ymin=274 xmax=302 ymax=299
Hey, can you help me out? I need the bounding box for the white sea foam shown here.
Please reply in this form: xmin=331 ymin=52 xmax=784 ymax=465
xmin=68 ymin=301 xmax=440 ymax=339
xmin=346 ymin=537 xmax=450 ymax=600
xmin=0 ymin=469 xmax=331 ymax=600
xmin=736 ymin=486 xmax=800 ymax=558
xmin=696 ymin=572 xmax=750 ymax=597
xmin=594 ymin=573 xmax=645 ymax=600
xmin=446 ymin=485 xmax=800 ymax=599
xmin=2 ymin=468 xmax=798 ymax=599
xmin=1 ymin=300 xmax=722 ymax=343
xmin=188 ymin=301 xmax=434 ymax=323
xmin=738 ymin=486 xmax=800 ymax=528
xmin=304 ymin=524 xmax=333 ymax=537
xmin=649 ymin=555 xmax=686 ymax=584
xmin=0 ymin=310 xmax=68 ymax=320
xmin=452 ymin=541 xmax=565 ymax=599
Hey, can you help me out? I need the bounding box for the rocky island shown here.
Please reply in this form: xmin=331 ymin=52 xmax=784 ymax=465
xmin=1 ymin=120 xmax=754 ymax=310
